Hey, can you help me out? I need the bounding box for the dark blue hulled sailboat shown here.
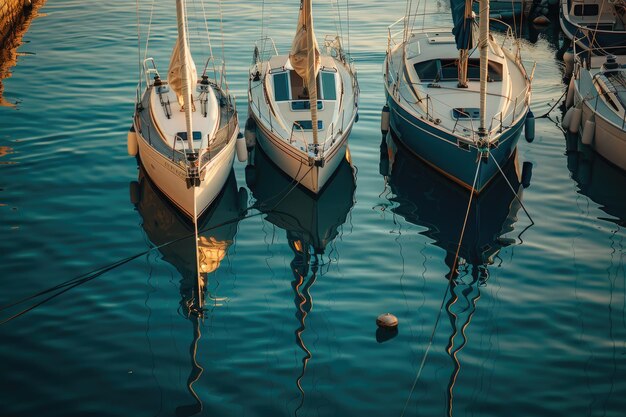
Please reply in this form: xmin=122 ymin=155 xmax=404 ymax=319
xmin=383 ymin=0 xmax=534 ymax=192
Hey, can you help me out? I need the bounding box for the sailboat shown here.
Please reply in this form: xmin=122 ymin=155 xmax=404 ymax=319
xmin=247 ymin=0 xmax=359 ymax=194
xmin=383 ymin=0 xmax=534 ymax=192
xmin=129 ymin=0 xmax=245 ymax=220
xmin=559 ymin=0 xmax=626 ymax=54
xmin=563 ymin=51 xmax=626 ymax=171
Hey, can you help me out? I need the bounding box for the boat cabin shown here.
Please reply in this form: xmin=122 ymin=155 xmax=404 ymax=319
xmin=567 ymin=0 xmax=626 ymax=30
xmin=264 ymin=55 xmax=342 ymax=135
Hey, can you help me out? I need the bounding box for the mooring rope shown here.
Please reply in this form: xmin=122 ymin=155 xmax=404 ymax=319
xmin=0 ymin=155 xmax=323 ymax=326
xmin=400 ymin=159 xmax=481 ymax=417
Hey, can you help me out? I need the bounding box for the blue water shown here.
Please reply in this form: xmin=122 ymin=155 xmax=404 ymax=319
xmin=1 ymin=1 xmax=625 ymax=416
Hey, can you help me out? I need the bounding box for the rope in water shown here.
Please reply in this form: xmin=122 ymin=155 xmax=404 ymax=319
xmin=0 ymin=156 xmax=320 ymax=326
xmin=400 ymin=159 xmax=482 ymax=417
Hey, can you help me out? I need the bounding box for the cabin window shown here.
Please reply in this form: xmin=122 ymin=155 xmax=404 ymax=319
xmin=452 ymin=108 xmax=480 ymax=119
xmin=294 ymin=120 xmax=323 ymax=130
xmin=413 ymin=59 xmax=503 ymax=82
xmin=291 ymin=101 xmax=323 ymax=110
xmin=414 ymin=60 xmax=440 ymax=82
xmin=273 ymin=72 xmax=290 ymax=101
xmin=573 ymin=4 xmax=599 ymax=16
xmin=321 ymin=72 xmax=337 ymax=100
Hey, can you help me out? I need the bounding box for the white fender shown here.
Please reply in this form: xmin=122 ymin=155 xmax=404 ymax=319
xmin=562 ymin=107 xmax=574 ymax=130
xmin=236 ymin=133 xmax=247 ymax=162
xmin=127 ymin=125 xmax=138 ymax=156
xmin=568 ymin=105 xmax=582 ymax=134
xmin=565 ymin=77 xmax=575 ymax=108
xmin=581 ymin=118 xmax=595 ymax=145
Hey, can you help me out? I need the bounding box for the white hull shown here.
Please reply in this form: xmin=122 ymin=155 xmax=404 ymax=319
xmin=569 ymin=52 xmax=626 ymax=171
xmin=253 ymin=113 xmax=350 ymax=193
xmin=135 ymin=124 xmax=237 ymax=219
xmin=248 ymin=38 xmax=359 ymax=194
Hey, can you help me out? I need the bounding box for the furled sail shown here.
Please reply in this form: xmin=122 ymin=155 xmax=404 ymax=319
xmin=450 ymin=0 xmax=474 ymax=87
xmin=168 ymin=34 xmax=198 ymax=109
xmin=450 ymin=0 xmax=474 ymax=50
xmin=290 ymin=0 xmax=321 ymax=145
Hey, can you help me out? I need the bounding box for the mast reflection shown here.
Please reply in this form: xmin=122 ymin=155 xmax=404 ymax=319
xmin=382 ymin=133 xmax=525 ymax=417
xmin=247 ymin=148 xmax=356 ymax=415
xmin=131 ymin=167 xmax=244 ymax=416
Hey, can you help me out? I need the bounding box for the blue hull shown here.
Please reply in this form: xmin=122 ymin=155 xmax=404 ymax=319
xmin=385 ymin=94 xmax=524 ymax=193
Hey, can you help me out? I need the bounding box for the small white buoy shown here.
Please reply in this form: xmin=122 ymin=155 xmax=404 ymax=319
xmin=236 ymin=132 xmax=247 ymax=162
xmin=581 ymin=117 xmax=595 ymax=146
xmin=524 ymin=110 xmax=535 ymax=143
xmin=127 ymin=125 xmax=138 ymax=156
xmin=376 ymin=313 xmax=398 ymax=329
xmin=381 ymin=105 xmax=390 ymax=139
xmin=533 ymin=15 xmax=550 ymax=25
xmin=569 ymin=105 xmax=582 ymax=134
xmin=565 ymin=77 xmax=575 ymax=108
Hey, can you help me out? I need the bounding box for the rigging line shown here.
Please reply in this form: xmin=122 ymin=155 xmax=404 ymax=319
xmin=335 ymin=0 xmax=344 ymax=52
xmin=218 ymin=0 xmax=225 ymax=70
xmin=535 ymin=89 xmax=567 ymax=119
xmin=198 ymin=0 xmax=216 ymax=75
xmin=1 ymin=157 xmax=322 ymax=322
xmin=136 ymin=0 xmax=142 ymax=101
xmin=143 ymin=0 xmax=156 ymax=62
xmin=0 ymin=208 xmax=264 ymax=319
xmin=332 ymin=0 xmax=341 ymax=45
xmin=488 ymin=152 xmax=535 ymax=225
xmin=400 ymin=160 xmax=482 ymax=417
xmin=346 ymin=0 xmax=350 ymax=55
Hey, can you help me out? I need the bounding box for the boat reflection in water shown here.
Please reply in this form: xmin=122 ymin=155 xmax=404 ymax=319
xmin=381 ymin=132 xmax=527 ymax=416
xmin=246 ymin=147 xmax=356 ymax=414
xmin=130 ymin=167 xmax=245 ymax=416
xmin=566 ymin=132 xmax=626 ymax=226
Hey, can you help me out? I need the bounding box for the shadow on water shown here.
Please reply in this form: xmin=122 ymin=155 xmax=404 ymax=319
xmin=246 ymin=146 xmax=356 ymax=416
xmin=381 ymin=130 xmax=528 ymax=416
xmin=131 ymin=166 xmax=245 ymax=416
xmin=566 ymin=132 xmax=626 ymax=226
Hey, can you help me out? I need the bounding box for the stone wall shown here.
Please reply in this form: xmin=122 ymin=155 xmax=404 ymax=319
xmin=0 ymin=0 xmax=32 ymax=44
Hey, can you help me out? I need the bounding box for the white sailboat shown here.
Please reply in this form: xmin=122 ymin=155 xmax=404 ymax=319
xmin=564 ymin=50 xmax=626 ymax=171
xmin=247 ymin=0 xmax=359 ymax=194
xmin=129 ymin=0 xmax=245 ymax=220
xmin=383 ymin=0 xmax=534 ymax=192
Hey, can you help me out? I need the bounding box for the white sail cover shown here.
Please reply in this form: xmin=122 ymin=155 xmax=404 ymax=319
xmin=168 ymin=34 xmax=198 ymax=108
xmin=290 ymin=0 xmax=321 ymax=144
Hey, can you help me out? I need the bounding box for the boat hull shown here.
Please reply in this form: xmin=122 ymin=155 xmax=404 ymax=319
xmin=134 ymin=121 xmax=237 ymax=219
xmin=578 ymin=96 xmax=626 ymax=171
xmin=385 ymin=90 xmax=524 ymax=192
xmin=250 ymin=111 xmax=350 ymax=194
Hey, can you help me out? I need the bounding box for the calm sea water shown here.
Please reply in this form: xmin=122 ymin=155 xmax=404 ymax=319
xmin=1 ymin=1 xmax=625 ymax=416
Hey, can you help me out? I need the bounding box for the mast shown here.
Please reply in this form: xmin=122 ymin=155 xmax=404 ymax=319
xmin=175 ymin=0 xmax=195 ymax=152
xmin=478 ymin=0 xmax=489 ymax=134
xmin=290 ymin=0 xmax=321 ymax=146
